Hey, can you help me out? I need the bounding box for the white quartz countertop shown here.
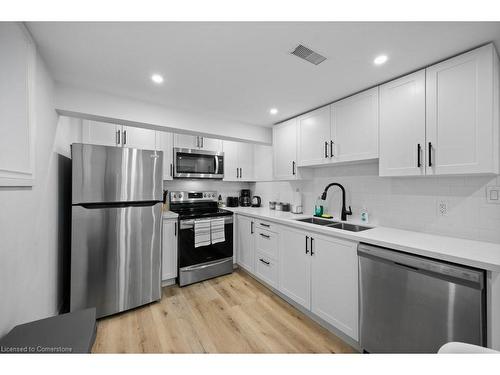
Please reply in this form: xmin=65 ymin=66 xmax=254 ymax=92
xmin=226 ymin=207 xmax=500 ymax=272
xmin=162 ymin=210 xmax=179 ymax=219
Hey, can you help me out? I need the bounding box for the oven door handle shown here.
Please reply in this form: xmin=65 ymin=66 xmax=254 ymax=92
xmin=182 ymin=258 xmax=231 ymax=271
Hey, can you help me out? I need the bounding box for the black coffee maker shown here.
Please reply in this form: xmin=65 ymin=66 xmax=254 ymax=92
xmin=239 ymin=189 xmax=252 ymax=207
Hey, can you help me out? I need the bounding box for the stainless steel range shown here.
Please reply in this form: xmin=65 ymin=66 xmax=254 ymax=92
xmin=169 ymin=191 xmax=233 ymax=286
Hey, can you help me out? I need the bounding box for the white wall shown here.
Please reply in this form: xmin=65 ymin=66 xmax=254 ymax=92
xmin=0 ymin=53 xmax=73 ymax=337
xmin=55 ymin=84 xmax=272 ymax=145
xmin=251 ymin=162 xmax=500 ymax=243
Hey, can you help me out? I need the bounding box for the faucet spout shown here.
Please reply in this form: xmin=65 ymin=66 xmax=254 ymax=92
xmin=321 ymin=183 xmax=352 ymax=221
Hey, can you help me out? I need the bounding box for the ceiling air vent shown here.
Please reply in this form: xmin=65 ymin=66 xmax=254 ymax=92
xmin=290 ymin=44 xmax=327 ymax=65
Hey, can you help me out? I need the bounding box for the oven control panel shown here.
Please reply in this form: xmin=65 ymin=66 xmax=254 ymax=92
xmin=170 ymin=191 xmax=218 ymax=202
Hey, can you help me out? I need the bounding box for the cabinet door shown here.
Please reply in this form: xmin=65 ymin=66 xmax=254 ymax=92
xmin=297 ymin=106 xmax=331 ymax=166
xmin=122 ymin=126 xmax=156 ymax=150
xmin=199 ymin=137 xmax=223 ymax=152
xmin=278 ymin=226 xmax=311 ymax=309
xmin=238 ymin=142 xmax=254 ymax=181
xmin=237 ymin=216 xmax=255 ymax=272
xmin=426 ymin=44 xmax=499 ymax=175
xmin=162 ymin=220 xmax=178 ymax=281
xmin=253 ymin=144 xmax=274 ymax=181
xmin=273 ymin=118 xmax=297 ymax=180
xmin=222 ymin=140 xmax=240 ymax=181
xmin=311 ymin=235 xmax=358 ymax=341
xmin=174 ymin=133 xmax=198 ymax=149
xmin=379 ymin=70 xmax=426 ymax=176
xmin=82 ymin=120 xmax=120 ymax=147
xmin=157 ymin=131 xmax=173 ymax=180
xmin=331 ymin=87 xmax=379 ymax=163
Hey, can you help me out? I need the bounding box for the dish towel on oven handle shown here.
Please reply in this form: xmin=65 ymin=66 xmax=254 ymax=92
xmin=210 ymin=217 xmax=226 ymax=244
xmin=194 ymin=219 xmax=211 ymax=248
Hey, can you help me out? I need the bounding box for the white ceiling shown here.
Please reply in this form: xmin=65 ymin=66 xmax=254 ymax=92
xmin=27 ymin=22 xmax=500 ymax=127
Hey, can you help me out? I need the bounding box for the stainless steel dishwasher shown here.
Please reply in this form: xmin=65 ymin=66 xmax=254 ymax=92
xmin=358 ymin=243 xmax=486 ymax=353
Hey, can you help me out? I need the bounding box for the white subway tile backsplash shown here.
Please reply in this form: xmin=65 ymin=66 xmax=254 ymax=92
xmin=250 ymin=163 xmax=500 ymax=244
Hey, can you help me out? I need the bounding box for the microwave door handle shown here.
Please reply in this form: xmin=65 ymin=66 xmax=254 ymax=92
xmin=214 ymin=155 xmax=219 ymax=175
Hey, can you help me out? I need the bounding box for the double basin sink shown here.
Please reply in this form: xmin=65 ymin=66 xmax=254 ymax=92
xmin=295 ymin=217 xmax=372 ymax=232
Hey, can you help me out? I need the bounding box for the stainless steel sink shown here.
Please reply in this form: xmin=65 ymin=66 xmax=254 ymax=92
xmin=295 ymin=217 xmax=339 ymax=226
xmin=327 ymin=222 xmax=372 ymax=232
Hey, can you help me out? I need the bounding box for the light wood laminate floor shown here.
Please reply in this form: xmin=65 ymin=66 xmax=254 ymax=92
xmin=92 ymin=269 xmax=355 ymax=353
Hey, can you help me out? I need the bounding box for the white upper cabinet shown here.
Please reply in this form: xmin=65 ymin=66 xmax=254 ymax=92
xmin=174 ymin=134 xmax=222 ymax=152
xmin=253 ymin=144 xmax=274 ymax=181
xmin=273 ymin=118 xmax=299 ymax=180
xmin=122 ymin=126 xmax=156 ymax=150
xmin=379 ymin=70 xmax=426 ymax=176
xmin=278 ymin=226 xmax=311 ymax=309
xmin=156 ymin=131 xmax=174 ymax=180
xmin=311 ymin=235 xmax=359 ymax=341
xmin=426 ymin=44 xmax=499 ymax=175
xmin=297 ymin=106 xmax=331 ymax=166
xmin=222 ymin=140 xmax=255 ymax=181
xmin=330 ymin=87 xmax=379 ymax=163
xmin=0 ymin=23 xmax=35 ymax=186
xmin=82 ymin=120 xmax=121 ymax=147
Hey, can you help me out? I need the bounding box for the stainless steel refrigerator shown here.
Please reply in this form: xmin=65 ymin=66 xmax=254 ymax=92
xmin=70 ymin=143 xmax=163 ymax=318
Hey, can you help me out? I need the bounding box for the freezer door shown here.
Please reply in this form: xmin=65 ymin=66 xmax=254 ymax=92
xmin=72 ymin=143 xmax=163 ymax=204
xmin=71 ymin=203 xmax=162 ymax=318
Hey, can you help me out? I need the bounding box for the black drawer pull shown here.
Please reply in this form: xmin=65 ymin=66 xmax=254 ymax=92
xmin=428 ymin=142 xmax=433 ymax=167
xmin=260 ymin=233 xmax=270 ymax=239
xmin=259 ymin=258 xmax=270 ymax=266
xmin=324 ymin=141 xmax=329 ymax=158
xmin=260 ymin=223 xmax=270 ymax=227
xmin=417 ymin=143 xmax=421 ymax=168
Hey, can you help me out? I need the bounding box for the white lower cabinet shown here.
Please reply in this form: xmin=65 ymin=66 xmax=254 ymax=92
xmin=254 ymin=251 xmax=279 ymax=289
xmin=162 ymin=219 xmax=178 ymax=281
xmin=237 ymin=215 xmax=255 ymax=273
xmin=310 ymin=235 xmax=359 ymax=341
xmin=278 ymin=226 xmax=311 ymax=309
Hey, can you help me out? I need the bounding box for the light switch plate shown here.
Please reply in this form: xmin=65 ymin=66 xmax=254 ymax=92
xmin=486 ymin=186 xmax=500 ymax=204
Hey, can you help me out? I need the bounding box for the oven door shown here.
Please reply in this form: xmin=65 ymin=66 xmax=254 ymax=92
xmin=178 ymin=216 xmax=233 ymax=268
xmin=173 ymin=148 xmax=224 ymax=179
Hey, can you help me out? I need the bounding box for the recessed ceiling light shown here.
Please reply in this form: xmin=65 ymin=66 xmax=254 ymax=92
xmin=151 ymin=74 xmax=164 ymax=84
xmin=270 ymin=108 xmax=278 ymax=115
xmin=373 ymin=55 xmax=388 ymax=66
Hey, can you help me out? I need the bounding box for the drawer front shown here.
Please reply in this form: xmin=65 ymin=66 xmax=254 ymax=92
xmin=256 ymin=219 xmax=276 ymax=232
xmin=255 ymin=251 xmax=278 ymax=289
xmin=255 ymin=228 xmax=278 ymax=259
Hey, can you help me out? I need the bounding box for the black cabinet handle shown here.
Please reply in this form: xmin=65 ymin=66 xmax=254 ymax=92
xmin=324 ymin=141 xmax=329 ymax=158
xmin=236 ymin=168 xmax=239 ymax=178
xmin=428 ymin=142 xmax=432 ymax=167
xmin=250 ymin=221 xmax=254 ymax=234
xmin=123 ymin=130 xmax=127 ymax=145
xmin=305 ymin=235 xmax=309 ymax=254
xmin=239 ymin=168 xmax=242 ymax=178
xmin=330 ymin=140 xmax=334 ymax=157
xmin=174 ymin=222 xmax=177 ymax=236
xmin=260 ymin=223 xmax=270 ymax=227
xmin=259 ymin=258 xmax=270 ymax=266
xmin=259 ymin=233 xmax=270 ymax=239
xmin=170 ymin=163 xmax=173 ymax=177
xmin=310 ymin=237 xmax=314 ymax=256
xmin=292 ymin=161 xmax=296 ymax=175
xmin=417 ymin=144 xmax=421 ymax=168
xmin=116 ymin=130 xmax=121 ymax=145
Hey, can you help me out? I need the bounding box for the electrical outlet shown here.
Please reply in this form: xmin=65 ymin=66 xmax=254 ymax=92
xmin=486 ymin=186 xmax=500 ymax=204
xmin=438 ymin=200 xmax=449 ymax=217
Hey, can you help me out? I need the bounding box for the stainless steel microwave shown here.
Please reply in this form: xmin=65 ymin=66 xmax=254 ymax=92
xmin=173 ymin=148 xmax=224 ymax=179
